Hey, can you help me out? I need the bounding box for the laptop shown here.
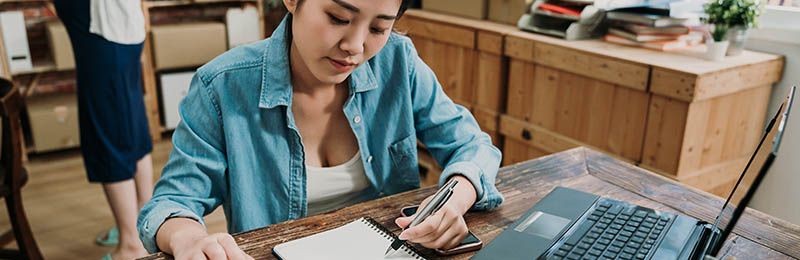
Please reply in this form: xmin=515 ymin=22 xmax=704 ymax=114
xmin=474 ymin=86 xmax=796 ymax=260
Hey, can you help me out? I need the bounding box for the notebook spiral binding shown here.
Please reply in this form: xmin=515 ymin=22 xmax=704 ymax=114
xmin=360 ymin=217 xmax=426 ymax=260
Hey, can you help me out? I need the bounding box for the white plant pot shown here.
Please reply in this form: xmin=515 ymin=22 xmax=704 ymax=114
xmin=705 ymin=40 xmax=729 ymax=61
xmin=726 ymin=26 xmax=749 ymax=56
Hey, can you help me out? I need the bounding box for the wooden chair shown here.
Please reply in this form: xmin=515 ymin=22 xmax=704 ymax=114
xmin=0 ymin=78 xmax=43 ymax=260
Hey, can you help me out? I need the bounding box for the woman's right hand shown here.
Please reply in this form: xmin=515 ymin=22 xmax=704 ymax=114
xmin=170 ymin=232 xmax=254 ymax=260
xmin=157 ymin=218 xmax=253 ymax=260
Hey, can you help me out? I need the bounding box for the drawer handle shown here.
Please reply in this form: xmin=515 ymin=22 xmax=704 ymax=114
xmin=521 ymin=129 xmax=532 ymax=141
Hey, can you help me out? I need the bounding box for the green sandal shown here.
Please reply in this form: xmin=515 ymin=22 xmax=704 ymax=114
xmin=95 ymin=227 xmax=119 ymax=247
xmin=100 ymin=253 xmax=113 ymax=260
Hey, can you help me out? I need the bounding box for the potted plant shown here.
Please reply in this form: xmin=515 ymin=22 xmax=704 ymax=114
xmin=704 ymin=0 xmax=733 ymax=61
xmin=726 ymin=0 xmax=762 ymax=56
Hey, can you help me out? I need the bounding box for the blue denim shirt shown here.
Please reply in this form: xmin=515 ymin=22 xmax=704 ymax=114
xmin=138 ymin=16 xmax=503 ymax=253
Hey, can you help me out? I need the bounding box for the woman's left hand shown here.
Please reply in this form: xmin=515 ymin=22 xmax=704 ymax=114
xmin=394 ymin=175 xmax=477 ymax=250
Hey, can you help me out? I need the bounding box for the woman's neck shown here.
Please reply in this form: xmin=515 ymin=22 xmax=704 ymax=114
xmin=289 ymin=40 xmax=339 ymax=96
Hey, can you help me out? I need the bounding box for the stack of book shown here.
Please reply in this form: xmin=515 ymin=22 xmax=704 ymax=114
xmin=603 ymin=9 xmax=702 ymax=51
xmin=517 ymin=0 xmax=607 ymax=40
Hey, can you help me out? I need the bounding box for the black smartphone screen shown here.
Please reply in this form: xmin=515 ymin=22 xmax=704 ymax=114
xmin=460 ymin=231 xmax=481 ymax=244
xmin=402 ymin=206 xmax=419 ymax=218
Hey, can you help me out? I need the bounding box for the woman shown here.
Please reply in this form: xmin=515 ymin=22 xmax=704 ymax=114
xmin=53 ymin=0 xmax=154 ymax=259
xmin=138 ymin=0 xmax=503 ymax=259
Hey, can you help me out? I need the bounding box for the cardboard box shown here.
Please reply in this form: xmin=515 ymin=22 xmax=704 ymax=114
xmin=0 ymin=11 xmax=33 ymax=73
xmin=159 ymin=71 xmax=194 ymax=130
xmin=151 ymin=22 xmax=227 ymax=70
xmin=422 ymin=0 xmax=488 ymax=20
xmin=488 ymin=0 xmax=533 ymax=25
xmin=27 ymin=93 xmax=80 ymax=152
xmin=46 ymin=21 xmax=76 ymax=70
xmin=226 ymin=7 xmax=261 ymax=49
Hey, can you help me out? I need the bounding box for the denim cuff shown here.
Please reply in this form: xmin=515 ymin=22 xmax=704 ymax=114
xmin=138 ymin=202 xmax=205 ymax=253
xmin=439 ymin=161 xmax=503 ymax=211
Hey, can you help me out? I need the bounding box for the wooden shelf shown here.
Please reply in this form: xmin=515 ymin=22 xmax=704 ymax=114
xmin=11 ymin=61 xmax=56 ymax=76
xmin=0 ymin=0 xmax=270 ymax=144
xmin=140 ymin=0 xmax=268 ymax=142
xmin=24 ymin=15 xmax=57 ymax=26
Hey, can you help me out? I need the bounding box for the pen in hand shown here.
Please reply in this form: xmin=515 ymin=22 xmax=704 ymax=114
xmin=384 ymin=179 xmax=459 ymax=257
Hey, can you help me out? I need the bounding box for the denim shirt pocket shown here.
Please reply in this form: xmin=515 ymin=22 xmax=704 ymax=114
xmin=388 ymin=134 xmax=419 ymax=184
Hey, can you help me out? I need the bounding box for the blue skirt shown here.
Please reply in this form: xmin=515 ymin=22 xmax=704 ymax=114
xmin=54 ymin=0 xmax=153 ymax=183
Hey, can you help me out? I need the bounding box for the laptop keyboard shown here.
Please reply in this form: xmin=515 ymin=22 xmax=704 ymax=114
xmin=547 ymin=199 xmax=674 ymax=260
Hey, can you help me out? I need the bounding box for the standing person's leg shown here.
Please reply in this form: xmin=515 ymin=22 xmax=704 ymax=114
xmin=103 ymin=181 xmax=149 ymax=259
xmin=104 ymin=153 xmax=153 ymax=259
xmin=99 ymin=63 xmax=153 ymax=259
xmin=134 ymin=154 xmax=154 ymax=209
xmin=102 ymin=38 xmax=153 ymax=260
xmin=92 ymin=155 xmax=152 ymax=250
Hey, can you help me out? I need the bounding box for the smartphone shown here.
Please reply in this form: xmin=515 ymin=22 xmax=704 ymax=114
xmin=400 ymin=205 xmax=483 ymax=256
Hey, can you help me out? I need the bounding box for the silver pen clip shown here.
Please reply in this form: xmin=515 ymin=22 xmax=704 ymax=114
xmin=431 ymin=187 xmax=454 ymax=214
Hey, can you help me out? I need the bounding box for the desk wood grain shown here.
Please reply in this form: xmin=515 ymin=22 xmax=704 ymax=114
xmin=141 ymin=147 xmax=800 ymax=259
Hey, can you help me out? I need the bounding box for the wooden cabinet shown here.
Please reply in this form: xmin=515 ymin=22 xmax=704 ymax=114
xmin=396 ymin=10 xmax=517 ymax=183
xmin=501 ymin=66 xmax=650 ymax=165
xmin=499 ymin=30 xmax=783 ymax=196
xmin=397 ymin=10 xmax=517 ymax=149
xmin=398 ymin=10 xmax=784 ymax=196
xmin=642 ymin=61 xmax=782 ymax=196
xmin=501 ymin=36 xmax=654 ymax=165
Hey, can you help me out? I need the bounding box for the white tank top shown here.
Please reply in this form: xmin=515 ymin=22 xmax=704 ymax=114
xmin=89 ymin=0 xmax=146 ymax=44
xmin=306 ymin=151 xmax=370 ymax=215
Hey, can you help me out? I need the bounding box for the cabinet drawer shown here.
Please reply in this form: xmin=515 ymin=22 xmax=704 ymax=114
xmin=534 ymin=43 xmax=649 ymax=91
xmin=499 ymin=115 xmax=637 ymax=165
xmin=400 ymin=18 xmax=475 ymax=49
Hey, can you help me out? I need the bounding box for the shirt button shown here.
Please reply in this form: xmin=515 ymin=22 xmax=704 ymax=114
xmin=354 ymin=115 xmax=362 ymax=124
xmin=367 ymin=155 xmax=373 ymax=163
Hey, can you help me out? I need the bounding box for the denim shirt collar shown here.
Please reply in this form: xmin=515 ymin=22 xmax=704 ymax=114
xmin=259 ymin=15 xmax=378 ymax=109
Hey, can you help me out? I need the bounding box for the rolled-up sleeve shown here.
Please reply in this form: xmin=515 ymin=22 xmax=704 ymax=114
xmin=406 ymin=43 xmax=504 ymax=211
xmin=137 ymin=73 xmax=228 ymax=253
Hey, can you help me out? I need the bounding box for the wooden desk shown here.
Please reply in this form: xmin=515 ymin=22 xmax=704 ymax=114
xmin=142 ymin=147 xmax=800 ymax=260
xmin=396 ymin=9 xmax=785 ymax=197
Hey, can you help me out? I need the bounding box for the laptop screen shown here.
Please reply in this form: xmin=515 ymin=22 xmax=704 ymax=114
xmin=711 ymin=86 xmax=795 ymax=246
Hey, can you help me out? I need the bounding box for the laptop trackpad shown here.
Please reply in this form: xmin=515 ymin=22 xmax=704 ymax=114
xmin=472 ymin=187 xmax=600 ymax=260
xmin=514 ymin=211 xmax=571 ymax=240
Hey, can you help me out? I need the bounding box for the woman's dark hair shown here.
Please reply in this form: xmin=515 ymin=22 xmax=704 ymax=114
xmin=397 ymin=0 xmax=411 ymax=18
xmin=297 ymin=0 xmax=411 ymax=18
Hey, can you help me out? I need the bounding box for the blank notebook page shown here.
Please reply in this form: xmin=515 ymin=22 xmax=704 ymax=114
xmin=272 ymin=217 xmax=425 ymax=260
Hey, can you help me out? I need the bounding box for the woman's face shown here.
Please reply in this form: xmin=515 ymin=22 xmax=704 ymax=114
xmin=285 ymin=0 xmax=402 ymax=85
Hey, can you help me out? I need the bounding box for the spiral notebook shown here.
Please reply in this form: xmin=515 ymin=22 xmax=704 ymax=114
xmin=272 ymin=217 xmax=426 ymax=260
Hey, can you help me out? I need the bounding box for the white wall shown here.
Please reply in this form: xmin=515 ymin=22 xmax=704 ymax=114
xmin=743 ymin=6 xmax=800 ymax=225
